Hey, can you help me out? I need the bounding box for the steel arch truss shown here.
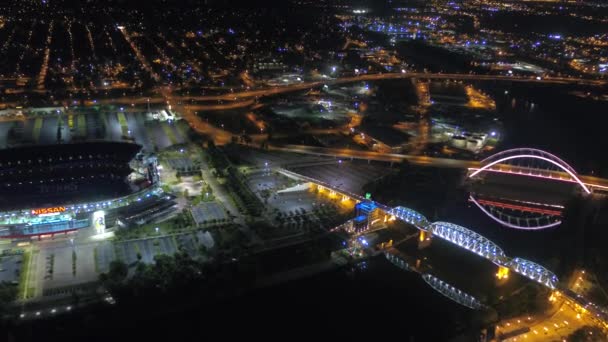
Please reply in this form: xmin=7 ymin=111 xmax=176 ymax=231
xmin=507 ymin=257 xmax=559 ymax=289
xmin=480 ymin=148 xmax=579 ymax=175
xmin=422 ymin=274 xmax=485 ymax=310
xmin=388 ymin=207 xmax=561 ymax=289
xmin=387 ymin=206 xmax=430 ymax=230
xmin=430 ymin=222 xmax=508 ymax=264
xmin=470 ymin=148 xmax=590 ymax=194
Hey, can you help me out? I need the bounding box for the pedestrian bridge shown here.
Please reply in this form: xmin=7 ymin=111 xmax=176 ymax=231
xmin=387 ymin=206 xmax=559 ymax=289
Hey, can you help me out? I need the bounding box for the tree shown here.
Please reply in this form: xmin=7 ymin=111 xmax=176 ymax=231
xmin=71 ymin=291 xmax=80 ymax=307
xmin=567 ymin=326 xmax=607 ymax=342
xmin=240 ymin=134 xmax=252 ymax=144
xmin=397 ymin=159 xmax=410 ymax=175
xmin=107 ymin=260 xmax=128 ymax=282
xmin=0 ymin=282 xmax=17 ymax=311
xmin=259 ymin=140 xmax=269 ymax=149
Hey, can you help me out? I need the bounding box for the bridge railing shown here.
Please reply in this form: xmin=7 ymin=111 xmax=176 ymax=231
xmin=430 ymin=222 xmax=509 ymax=265
xmin=387 ymin=206 xmax=430 ymax=230
xmin=470 ymin=148 xmax=591 ymax=194
xmin=507 ymin=257 xmax=559 ymax=289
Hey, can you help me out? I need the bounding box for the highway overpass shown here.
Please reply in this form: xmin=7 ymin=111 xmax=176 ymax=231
xmin=269 ymin=144 xmax=608 ymax=192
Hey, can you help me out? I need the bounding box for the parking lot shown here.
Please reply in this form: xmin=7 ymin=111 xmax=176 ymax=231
xmin=224 ymin=144 xmax=326 ymax=168
xmin=95 ymin=230 xmax=215 ymax=273
xmin=267 ymin=191 xmax=318 ymax=215
xmin=173 ymin=176 xmax=204 ymax=197
xmin=0 ymin=111 xmax=190 ymax=153
xmin=36 ymin=243 xmax=99 ymax=296
xmin=287 ymin=160 xmax=392 ymax=194
xmin=191 ymin=202 xmax=228 ymax=226
xmin=0 ymin=254 xmax=23 ymax=284
xmin=246 ymin=169 xmax=293 ymax=195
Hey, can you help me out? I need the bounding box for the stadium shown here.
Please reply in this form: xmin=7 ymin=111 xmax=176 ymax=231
xmin=0 ymin=141 xmax=174 ymax=239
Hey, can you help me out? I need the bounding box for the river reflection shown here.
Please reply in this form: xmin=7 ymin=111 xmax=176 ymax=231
xmin=385 ymin=250 xmax=486 ymax=310
xmin=468 ymin=193 xmax=563 ymax=230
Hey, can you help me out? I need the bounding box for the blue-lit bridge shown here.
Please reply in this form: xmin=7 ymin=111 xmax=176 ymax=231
xmin=281 ymin=166 xmax=561 ymax=290
xmin=387 ymin=206 xmax=559 ymax=289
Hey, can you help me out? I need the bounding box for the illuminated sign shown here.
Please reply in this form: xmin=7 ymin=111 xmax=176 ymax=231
xmin=31 ymin=207 xmax=67 ymax=215
xmin=365 ymin=193 xmax=372 ymax=200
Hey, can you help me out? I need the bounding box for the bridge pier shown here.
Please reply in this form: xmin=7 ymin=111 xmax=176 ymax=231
xmin=418 ymin=230 xmax=431 ymax=249
xmin=496 ymin=265 xmax=510 ymax=280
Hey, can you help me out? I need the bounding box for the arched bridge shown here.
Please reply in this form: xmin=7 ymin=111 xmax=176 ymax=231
xmin=387 ymin=206 xmax=559 ymax=289
xmin=430 ymin=222 xmax=508 ymax=265
xmin=507 ymin=257 xmax=559 ymax=289
xmin=469 ymin=148 xmax=591 ymax=194
xmin=386 ymin=206 xmax=430 ymax=230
